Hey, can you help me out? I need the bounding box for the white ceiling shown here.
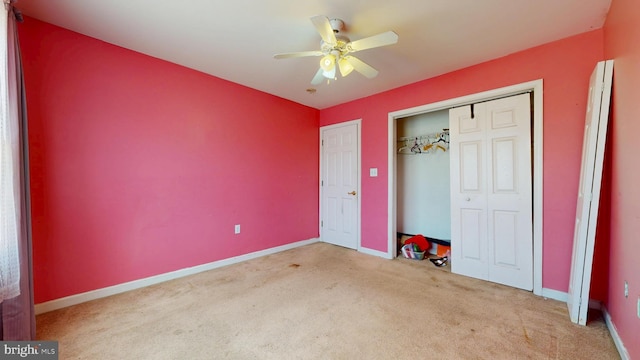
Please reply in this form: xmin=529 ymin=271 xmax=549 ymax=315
xmin=16 ymin=0 xmax=611 ymax=109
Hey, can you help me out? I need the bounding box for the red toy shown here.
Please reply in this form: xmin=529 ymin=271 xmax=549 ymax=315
xmin=404 ymin=234 xmax=430 ymax=252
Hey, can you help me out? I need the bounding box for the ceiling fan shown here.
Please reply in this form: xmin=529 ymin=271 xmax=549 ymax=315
xmin=274 ymin=15 xmax=399 ymax=85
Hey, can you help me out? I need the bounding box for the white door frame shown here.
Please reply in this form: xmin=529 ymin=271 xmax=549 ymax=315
xmin=320 ymin=119 xmax=362 ymax=250
xmin=387 ymin=80 xmax=544 ymax=296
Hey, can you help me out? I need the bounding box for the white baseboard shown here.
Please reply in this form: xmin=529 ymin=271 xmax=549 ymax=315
xmin=603 ymin=307 xmax=630 ymax=360
xmin=541 ymin=288 xmax=568 ymax=302
xmin=35 ymin=238 xmax=320 ymax=315
xmin=540 ymin=288 xmax=602 ymax=310
xmin=358 ymin=246 xmax=392 ymax=259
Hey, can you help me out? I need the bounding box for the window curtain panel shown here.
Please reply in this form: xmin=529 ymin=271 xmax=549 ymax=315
xmin=0 ymin=1 xmax=35 ymax=340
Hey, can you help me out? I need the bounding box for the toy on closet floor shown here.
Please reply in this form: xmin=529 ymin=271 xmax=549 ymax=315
xmin=400 ymin=234 xmax=431 ymax=260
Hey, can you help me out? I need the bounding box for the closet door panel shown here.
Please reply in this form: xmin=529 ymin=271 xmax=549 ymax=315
xmin=492 ymin=210 xmax=518 ymax=267
xmin=450 ymin=104 xmax=488 ymax=280
xmin=492 ymin=137 xmax=516 ymax=193
xmin=461 ymin=142 xmax=482 ymax=192
xmin=486 ymin=94 xmax=532 ymax=291
xmin=450 ymin=94 xmax=532 ymax=291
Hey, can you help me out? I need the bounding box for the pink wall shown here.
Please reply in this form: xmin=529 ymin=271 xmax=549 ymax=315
xmin=603 ymin=0 xmax=640 ymax=357
xmin=19 ymin=18 xmax=320 ymax=304
xmin=320 ymin=31 xmax=605 ymax=293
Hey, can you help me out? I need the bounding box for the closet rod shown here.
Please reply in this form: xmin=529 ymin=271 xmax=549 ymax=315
xmin=449 ymin=90 xmax=532 ymax=110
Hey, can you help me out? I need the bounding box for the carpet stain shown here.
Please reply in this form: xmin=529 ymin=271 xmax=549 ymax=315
xmin=325 ymin=282 xmax=337 ymax=290
xmin=451 ymin=283 xmax=474 ymax=292
xmin=289 ymin=263 xmax=300 ymax=268
xmin=518 ymin=314 xmax=531 ymax=343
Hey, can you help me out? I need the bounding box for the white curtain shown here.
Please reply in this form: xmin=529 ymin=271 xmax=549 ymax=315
xmin=0 ymin=2 xmax=21 ymax=302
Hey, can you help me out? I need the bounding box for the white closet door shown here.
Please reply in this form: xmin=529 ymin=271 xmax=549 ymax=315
xmin=485 ymin=94 xmax=533 ymax=290
xmin=450 ymin=93 xmax=533 ymax=290
xmin=449 ymin=103 xmax=489 ymax=280
xmin=567 ymin=60 xmax=613 ymax=325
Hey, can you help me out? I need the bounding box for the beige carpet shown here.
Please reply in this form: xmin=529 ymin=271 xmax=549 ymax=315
xmin=36 ymin=243 xmax=619 ymax=359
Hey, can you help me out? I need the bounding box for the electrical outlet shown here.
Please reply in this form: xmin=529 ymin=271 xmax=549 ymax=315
xmin=625 ymin=281 xmax=629 ymax=298
xmin=234 ymin=224 xmax=240 ymax=234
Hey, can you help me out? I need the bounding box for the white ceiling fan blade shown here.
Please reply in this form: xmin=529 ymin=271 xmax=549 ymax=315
xmin=274 ymin=51 xmax=324 ymax=59
xmin=311 ymin=68 xmax=325 ymax=85
xmin=310 ymin=15 xmax=337 ymax=46
xmin=349 ymin=31 xmax=398 ymax=52
xmin=345 ymin=56 xmax=379 ymax=78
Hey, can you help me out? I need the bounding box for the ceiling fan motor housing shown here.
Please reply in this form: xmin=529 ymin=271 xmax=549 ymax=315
xmin=329 ymin=18 xmax=345 ymax=33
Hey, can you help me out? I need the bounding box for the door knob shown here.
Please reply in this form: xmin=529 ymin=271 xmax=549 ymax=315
xmin=348 ymin=191 xmax=357 ymax=196
xmin=465 ymin=197 xmax=471 ymax=201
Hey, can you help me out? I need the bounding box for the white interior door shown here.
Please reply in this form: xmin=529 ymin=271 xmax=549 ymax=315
xmin=567 ymin=60 xmax=613 ymax=325
xmin=320 ymin=122 xmax=360 ymax=250
xmin=450 ymin=93 xmax=533 ymax=290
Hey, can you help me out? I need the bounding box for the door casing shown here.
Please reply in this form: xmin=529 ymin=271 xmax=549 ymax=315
xmin=388 ymin=80 xmax=544 ymax=296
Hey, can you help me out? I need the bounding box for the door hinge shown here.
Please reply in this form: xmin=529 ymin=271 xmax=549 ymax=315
xmin=321 ymin=220 xmax=323 ymax=227
xmin=322 ymin=140 xmax=324 ymax=146
xmin=321 ymin=180 xmax=323 ymax=186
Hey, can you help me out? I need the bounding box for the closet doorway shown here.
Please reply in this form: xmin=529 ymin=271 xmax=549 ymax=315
xmin=396 ymin=110 xmax=452 ymax=244
xmin=387 ymin=80 xmax=544 ymax=295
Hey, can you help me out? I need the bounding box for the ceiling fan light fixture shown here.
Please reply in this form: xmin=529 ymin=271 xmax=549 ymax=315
xmin=338 ymin=57 xmax=354 ymax=77
xmin=322 ymin=66 xmax=336 ymax=79
xmin=320 ymin=54 xmax=336 ymax=72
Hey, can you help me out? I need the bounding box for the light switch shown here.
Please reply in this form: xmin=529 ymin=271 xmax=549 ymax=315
xmin=370 ymin=168 xmax=378 ymax=177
